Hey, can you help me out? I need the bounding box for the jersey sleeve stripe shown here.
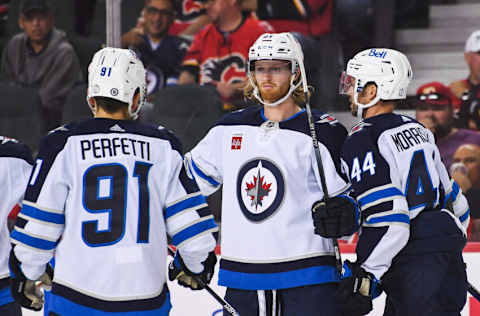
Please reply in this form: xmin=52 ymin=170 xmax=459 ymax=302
xmin=459 ymin=208 xmax=470 ymax=223
xmin=166 ymin=203 xmax=209 ymax=222
xmin=358 ymin=186 xmax=403 ymax=210
xmin=449 ymin=181 xmax=460 ymax=202
xmin=171 ymin=218 xmax=218 ymax=247
xmin=165 ymin=194 xmax=207 ymax=219
xmin=10 ymin=230 xmax=57 ymax=250
xmin=20 ymin=204 xmax=65 ymax=225
xmin=365 ymin=213 xmax=410 ymax=226
xmin=191 ymin=159 xmax=220 ymax=187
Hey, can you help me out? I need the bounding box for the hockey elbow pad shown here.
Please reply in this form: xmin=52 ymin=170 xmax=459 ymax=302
xmin=168 ymin=251 xmax=217 ymax=291
xmin=312 ymin=194 xmax=360 ymax=238
xmin=9 ymin=248 xmax=52 ymax=311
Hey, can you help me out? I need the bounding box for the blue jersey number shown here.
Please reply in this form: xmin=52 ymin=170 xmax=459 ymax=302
xmin=405 ymin=150 xmax=437 ymax=210
xmin=82 ymin=162 xmax=152 ymax=247
xmin=100 ymin=67 xmax=112 ymax=77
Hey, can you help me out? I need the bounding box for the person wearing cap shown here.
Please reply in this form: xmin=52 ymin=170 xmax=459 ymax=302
xmin=415 ymin=81 xmax=480 ymax=170
xmin=0 ymin=0 xmax=82 ymax=133
xmin=450 ymin=30 xmax=480 ymax=112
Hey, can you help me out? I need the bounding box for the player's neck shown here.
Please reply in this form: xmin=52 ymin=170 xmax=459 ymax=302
xmin=263 ymin=99 xmax=301 ymax=122
xmin=94 ymin=108 xmax=130 ymax=120
xmin=363 ymin=102 xmax=394 ymax=119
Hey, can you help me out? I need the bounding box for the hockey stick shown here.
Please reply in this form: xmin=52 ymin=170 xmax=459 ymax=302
xmin=291 ymin=34 xmax=343 ymax=277
xmin=167 ymin=246 xmax=240 ymax=316
xmin=468 ymin=282 xmax=480 ymax=302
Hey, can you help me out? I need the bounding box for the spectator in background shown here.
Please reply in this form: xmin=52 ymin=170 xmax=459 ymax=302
xmin=450 ymin=30 xmax=480 ymax=111
xmin=415 ymin=81 xmax=480 ymax=170
xmin=122 ymin=0 xmax=189 ymax=98
xmin=168 ymin=0 xmax=211 ymax=37
xmin=0 ymin=0 xmax=82 ymax=133
xmin=451 ymin=144 xmax=480 ymax=241
xmin=178 ymin=0 xmax=273 ymax=110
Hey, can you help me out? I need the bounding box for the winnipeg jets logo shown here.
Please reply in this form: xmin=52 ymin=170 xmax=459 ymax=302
xmin=316 ymin=114 xmax=338 ymax=125
xmin=245 ymin=161 xmax=272 ymax=209
xmin=237 ymin=159 xmax=285 ymax=222
xmin=0 ymin=136 xmax=18 ymax=144
xmin=349 ymin=122 xmax=372 ymax=136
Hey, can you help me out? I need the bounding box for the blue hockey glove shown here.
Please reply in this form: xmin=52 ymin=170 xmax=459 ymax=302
xmin=168 ymin=251 xmax=217 ymax=290
xmin=337 ymin=260 xmax=381 ymax=316
xmin=312 ymin=194 xmax=359 ymax=238
xmin=9 ymin=249 xmax=53 ymax=311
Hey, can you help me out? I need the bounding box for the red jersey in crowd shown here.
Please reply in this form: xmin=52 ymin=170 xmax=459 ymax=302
xmin=181 ymin=13 xmax=273 ymax=85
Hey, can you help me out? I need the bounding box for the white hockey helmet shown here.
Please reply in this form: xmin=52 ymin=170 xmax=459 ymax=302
xmin=87 ymin=47 xmax=147 ymax=120
xmin=247 ymin=32 xmax=304 ymax=107
xmin=339 ymin=48 xmax=413 ymax=119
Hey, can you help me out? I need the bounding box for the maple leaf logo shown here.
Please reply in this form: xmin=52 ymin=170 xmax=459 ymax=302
xmin=245 ymin=164 xmax=271 ymax=210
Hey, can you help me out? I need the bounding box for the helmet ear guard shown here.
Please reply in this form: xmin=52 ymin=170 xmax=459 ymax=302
xmin=340 ymin=48 xmax=413 ymax=119
xmin=86 ymin=48 xmax=147 ymax=120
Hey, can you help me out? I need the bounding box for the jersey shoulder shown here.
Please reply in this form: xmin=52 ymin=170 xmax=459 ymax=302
xmin=42 ymin=119 xmax=184 ymax=156
xmin=312 ymin=110 xmax=348 ymax=152
xmin=214 ymin=106 xmax=263 ymax=127
xmin=343 ymin=113 xmax=418 ymax=155
xmin=0 ymin=136 xmax=33 ymax=165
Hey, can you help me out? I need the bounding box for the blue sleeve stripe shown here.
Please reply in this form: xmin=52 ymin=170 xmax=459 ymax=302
xmin=10 ymin=230 xmax=56 ymax=250
xmin=191 ymin=159 xmax=220 ymax=187
xmin=358 ymin=187 xmax=403 ymax=208
xmin=451 ymin=181 xmax=460 ymax=200
xmin=460 ymin=208 xmax=470 ymax=223
xmin=165 ymin=194 xmax=207 ymax=219
xmin=21 ymin=204 xmax=65 ymax=224
xmin=172 ymin=218 xmax=217 ymax=246
xmin=365 ymin=213 xmax=410 ymax=225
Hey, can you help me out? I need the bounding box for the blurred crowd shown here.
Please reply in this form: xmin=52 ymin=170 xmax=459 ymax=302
xmin=1 ymin=0 xmax=480 ymax=241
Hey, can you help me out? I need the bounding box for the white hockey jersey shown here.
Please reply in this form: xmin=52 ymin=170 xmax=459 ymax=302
xmin=10 ymin=119 xmax=217 ymax=314
xmin=186 ymin=106 xmax=349 ymax=290
xmin=341 ymin=113 xmax=469 ymax=280
xmin=0 ymin=137 xmax=32 ymax=305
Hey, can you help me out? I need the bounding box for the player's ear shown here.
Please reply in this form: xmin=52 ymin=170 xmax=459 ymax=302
xmin=18 ymin=14 xmax=25 ymax=30
xmin=87 ymin=96 xmax=97 ymax=116
xmin=364 ymin=83 xmax=378 ymax=102
xmin=131 ymin=90 xmax=140 ymax=114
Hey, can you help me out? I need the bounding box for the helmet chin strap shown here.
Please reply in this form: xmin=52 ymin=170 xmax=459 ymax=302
xmin=250 ymin=74 xmax=301 ymax=107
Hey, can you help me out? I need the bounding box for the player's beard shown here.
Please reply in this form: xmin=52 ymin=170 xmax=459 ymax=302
xmin=259 ymin=81 xmax=290 ymax=104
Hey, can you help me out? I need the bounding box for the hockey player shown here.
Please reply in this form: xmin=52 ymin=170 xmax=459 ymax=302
xmin=0 ymin=137 xmax=33 ymax=316
xmin=184 ymin=32 xmax=357 ymax=316
xmin=9 ymin=47 xmax=218 ymax=315
xmin=314 ymin=48 xmax=470 ymax=316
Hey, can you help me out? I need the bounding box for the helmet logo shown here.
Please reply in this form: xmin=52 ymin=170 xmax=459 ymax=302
xmin=110 ymin=88 xmax=119 ymax=96
xmin=368 ymin=49 xmax=387 ymax=59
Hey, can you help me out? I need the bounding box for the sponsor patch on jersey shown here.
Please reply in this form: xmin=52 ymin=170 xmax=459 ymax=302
xmin=231 ymin=135 xmax=242 ymax=150
xmin=236 ymin=158 xmax=285 ymax=222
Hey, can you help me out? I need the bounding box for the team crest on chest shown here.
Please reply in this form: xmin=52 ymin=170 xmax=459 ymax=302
xmin=236 ymin=158 xmax=285 ymax=222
